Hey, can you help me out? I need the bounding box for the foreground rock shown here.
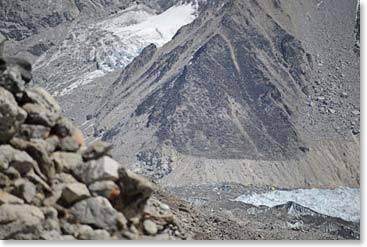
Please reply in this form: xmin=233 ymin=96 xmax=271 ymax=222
xmin=143 ymin=219 xmax=158 ymax=236
xmin=12 ymin=179 xmax=37 ymax=203
xmin=0 ymin=191 xmax=24 ymax=205
xmin=61 ymin=183 xmax=90 ymax=205
xmin=51 ymin=151 xmax=83 ymax=172
xmin=0 ymin=145 xmax=35 ymax=174
xmin=0 ymin=57 xmax=186 ymax=240
xmin=0 ymin=87 xmax=26 ymax=143
xmin=113 ymin=167 xmax=154 ymax=218
xmin=82 ymin=140 xmax=112 ymax=161
xmin=70 ymin=197 xmax=121 ymax=231
xmin=0 ymin=204 xmax=44 ymax=239
xmin=22 ymin=87 xmax=61 ymax=127
xmin=16 ymin=124 xmax=50 ymax=140
xmin=72 ymin=156 xmax=120 ymax=184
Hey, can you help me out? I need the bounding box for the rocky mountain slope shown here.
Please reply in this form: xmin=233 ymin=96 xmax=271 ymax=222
xmin=1 ymin=54 xmax=359 ymax=241
xmin=0 ymin=0 xmax=361 ymax=237
xmin=87 ymin=0 xmax=359 ymax=188
xmin=2 ymin=0 xmax=358 ymax=189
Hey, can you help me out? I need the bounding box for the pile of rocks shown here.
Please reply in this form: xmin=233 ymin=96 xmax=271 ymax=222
xmin=0 ymin=57 xmax=185 ymax=240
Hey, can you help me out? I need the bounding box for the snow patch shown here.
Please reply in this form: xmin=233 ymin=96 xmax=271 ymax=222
xmin=105 ymin=3 xmax=197 ymax=47
xmin=234 ymin=187 xmax=360 ymax=223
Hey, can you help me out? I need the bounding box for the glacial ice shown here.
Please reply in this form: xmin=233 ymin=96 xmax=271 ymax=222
xmin=234 ymin=187 xmax=360 ymax=222
xmin=40 ymin=3 xmax=197 ymax=96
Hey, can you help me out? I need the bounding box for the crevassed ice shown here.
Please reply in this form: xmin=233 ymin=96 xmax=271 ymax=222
xmin=234 ymin=187 xmax=360 ymax=222
xmin=103 ymin=3 xmax=197 ymax=47
xmin=49 ymin=3 xmax=197 ymax=96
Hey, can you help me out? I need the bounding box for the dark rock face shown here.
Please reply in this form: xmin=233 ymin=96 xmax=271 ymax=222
xmin=136 ymin=34 xmax=305 ymax=160
xmin=101 ymin=0 xmax=311 ymax=161
xmin=92 ymin=0 xmax=360 ymax=187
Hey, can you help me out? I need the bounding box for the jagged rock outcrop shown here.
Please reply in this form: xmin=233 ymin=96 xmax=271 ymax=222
xmin=0 ymin=58 xmax=187 ymax=240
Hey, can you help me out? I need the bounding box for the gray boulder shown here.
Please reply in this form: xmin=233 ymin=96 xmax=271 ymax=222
xmin=1 ymin=58 xmax=32 ymax=84
xmin=10 ymin=137 xmax=55 ymax=179
xmin=0 ymin=144 xmax=36 ymax=175
xmin=12 ymin=179 xmax=37 ymax=203
xmin=40 ymin=206 xmax=58 ymax=220
xmin=0 ymin=173 xmax=11 ymax=188
xmin=0 ymin=191 xmax=24 ymax=205
xmin=52 ymin=173 xmax=79 ymax=186
xmin=0 ymin=62 xmax=27 ymax=95
xmin=60 ymin=221 xmax=80 ymax=236
xmin=82 ymin=140 xmax=112 ymax=161
xmin=2 ymin=166 xmax=21 ymax=180
xmin=51 ymin=151 xmax=83 ymax=172
xmin=76 ymin=225 xmax=112 ymax=240
xmin=58 ymin=136 xmax=80 ymax=152
xmin=45 ymin=135 xmax=60 ymax=151
xmin=72 ymin=156 xmax=120 ymax=184
xmin=0 ymin=87 xmax=27 ymax=143
xmin=16 ymin=124 xmax=50 ymax=140
xmin=61 ymin=182 xmax=90 ymax=205
xmin=41 ymin=209 xmax=60 ymax=234
xmin=42 ymin=222 xmax=61 ymax=235
xmin=22 ymin=87 xmax=61 ymax=127
xmin=70 ymin=197 xmax=120 ymax=231
xmin=0 ymin=204 xmax=44 ymax=239
xmin=143 ymin=219 xmax=158 ymax=236
xmin=43 ymin=173 xmax=79 ymax=206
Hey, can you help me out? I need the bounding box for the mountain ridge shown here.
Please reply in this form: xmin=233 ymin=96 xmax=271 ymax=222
xmin=1 ymin=0 xmax=359 ymax=189
xmin=92 ymin=0 xmax=359 ymax=187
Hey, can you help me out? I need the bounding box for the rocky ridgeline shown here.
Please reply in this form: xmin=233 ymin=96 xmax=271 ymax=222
xmin=0 ymin=57 xmax=186 ymax=240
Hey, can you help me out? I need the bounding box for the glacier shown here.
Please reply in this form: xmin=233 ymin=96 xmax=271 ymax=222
xmin=34 ymin=3 xmax=197 ymax=96
xmin=234 ymin=187 xmax=360 ymax=223
xmin=103 ymin=3 xmax=197 ymax=48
